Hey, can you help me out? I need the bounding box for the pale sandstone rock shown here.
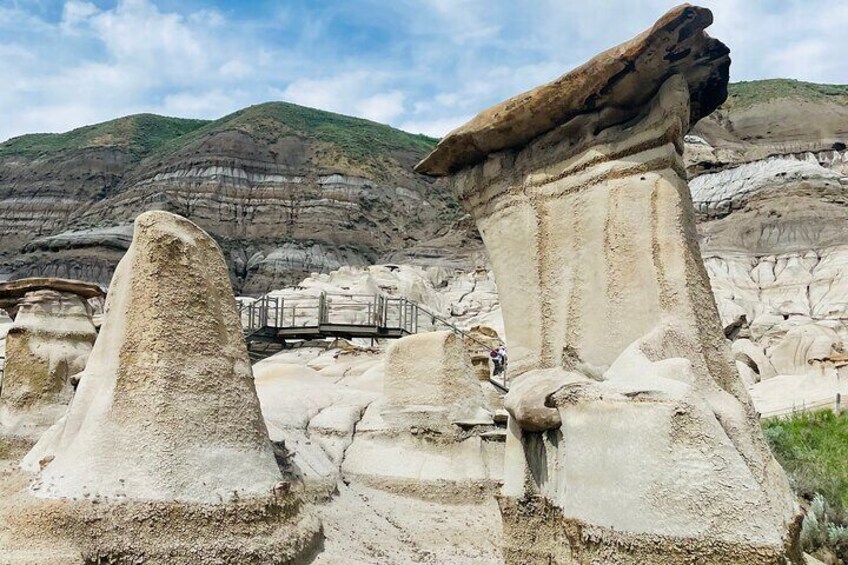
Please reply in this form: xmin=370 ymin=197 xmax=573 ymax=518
xmin=248 ymin=337 xmax=504 ymax=502
xmin=2 ymin=211 xmax=321 ymax=564
xmin=503 ymin=368 xmax=582 ymax=432
xmin=0 ymin=279 xmax=101 ymax=445
xmin=750 ymin=370 xmax=848 ymax=419
xmin=769 ymin=325 xmax=841 ymax=376
xmin=690 ymin=157 xmax=843 ymax=218
xmin=418 ymin=5 xmax=801 ymax=563
xmin=732 ymin=338 xmax=777 ymax=381
xmin=382 ymin=331 xmax=491 ymax=426
xmin=341 ymin=331 xmax=501 ymax=497
xmin=253 ymin=353 xmax=378 ymax=492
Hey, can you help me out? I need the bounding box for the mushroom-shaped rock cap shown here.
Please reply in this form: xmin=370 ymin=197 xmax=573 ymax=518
xmin=415 ymin=4 xmax=730 ymax=176
xmin=0 ymin=277 xmax=104 ymax=313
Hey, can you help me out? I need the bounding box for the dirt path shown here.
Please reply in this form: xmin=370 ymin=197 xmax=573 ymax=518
xmin=311 ymin=483 xmax=504 ymax=564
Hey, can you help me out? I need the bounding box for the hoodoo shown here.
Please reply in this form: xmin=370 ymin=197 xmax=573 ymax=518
xmin=417 ymin=5 xmax=803 ymax=563
xmin=0 ymin=278 xmax=102 ymax=451
xmin=1 ymin=211 xmax=320 ymax=564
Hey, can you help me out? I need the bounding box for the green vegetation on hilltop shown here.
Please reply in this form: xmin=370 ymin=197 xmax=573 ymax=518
xmin=0 ymin=114 xmax=209 ymax=158
xmin=155 ymin=101 xmax=438 ymax=162
xmin=0 ymin=101 xmax=438 ymax=165
xmin=726 ymin=79 xmax=848 ymax=110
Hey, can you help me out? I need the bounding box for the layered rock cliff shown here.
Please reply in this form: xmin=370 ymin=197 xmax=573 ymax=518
xmin=686 ymin=80 xmax=848 ymax=415
xmin=0 ymin=104 xmax=457 ymax=293
xmin=2 ymin=81 xmax=846 ymax=394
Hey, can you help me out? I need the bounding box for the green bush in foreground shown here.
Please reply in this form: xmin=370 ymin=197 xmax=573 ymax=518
xmin=764 ymin=410 xmax=848 ymax=562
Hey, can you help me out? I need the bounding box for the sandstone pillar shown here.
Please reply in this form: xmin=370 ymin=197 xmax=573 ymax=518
xmin=2 ymin=212 xmax=320 ymax=564
xmin=416 ymin=5 xmax=802 ymax=563
xmin=0 ymin=278 xmax=102 ymax=447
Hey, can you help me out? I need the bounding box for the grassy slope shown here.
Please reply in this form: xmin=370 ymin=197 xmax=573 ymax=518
xmin=0 ymin=114 xmax=210 ymax=158
xmin=725 ymin=79 xmax=848 ymax=110
xmin=763 ymin=410 xmax=848 ymax=513
xmin=153 ymin=102 xmax=438 ymax=162
xmin=0 ymin=103 xmax=439 ymax=166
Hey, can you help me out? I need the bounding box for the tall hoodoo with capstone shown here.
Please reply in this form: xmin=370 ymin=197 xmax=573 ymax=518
xmin=2 ymin=211 xmax=320 ymax=564
xmin=0 ymin=278 xmax=102 ymax=448
xmin=417 ymin=5 xmax=802 ymax=563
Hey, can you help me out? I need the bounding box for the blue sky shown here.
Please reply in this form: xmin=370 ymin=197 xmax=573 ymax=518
xmin=1 ymin=0 xmax=846 ymax=142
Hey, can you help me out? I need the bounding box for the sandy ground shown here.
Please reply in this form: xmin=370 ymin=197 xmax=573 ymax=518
xmin=312 ymin=483 xmax=504 ymax=564
xmin=1 ymin=454 xmax=504 ymax=564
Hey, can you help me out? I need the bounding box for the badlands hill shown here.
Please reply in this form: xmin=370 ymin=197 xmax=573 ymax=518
xmin=0 ymin=79 xmax=846 ymax=295
xmin=0 ymin=103 xmax=456 ymax=293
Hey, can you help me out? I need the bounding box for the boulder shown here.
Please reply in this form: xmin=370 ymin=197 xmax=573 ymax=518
xmin=2 ymin=212 xmax=321 ymax=564
xmin=342 ymin=331 xmax=501 ymax=500
xmin=382 ymin=331 xmax=490 ymax=426
xmin=417 ymin=5 xmax=801 ymax=563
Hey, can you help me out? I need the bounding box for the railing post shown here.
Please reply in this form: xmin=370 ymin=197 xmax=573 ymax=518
xmin=401 ymin=299 xmax=406 ymax=331
xmin=318 ymin=292 xmax=327 ymax=325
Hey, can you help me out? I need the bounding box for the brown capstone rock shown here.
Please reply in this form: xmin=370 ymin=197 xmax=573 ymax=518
xmin=415 ymin=3 xmax=730 ymax=176
xmin=0 ymin=278 xmax=103 ymax=320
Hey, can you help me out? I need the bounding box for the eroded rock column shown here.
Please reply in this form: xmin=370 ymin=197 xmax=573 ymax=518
xmin=1 ymin=212 xmax=321 ymax=564
xmin=342 ymin=331 xmax=502 ymax=500
xmin=417 ymin=5 xmax=802 ymax=563
xmin=0 ymin=279 xmax=102 ymax=448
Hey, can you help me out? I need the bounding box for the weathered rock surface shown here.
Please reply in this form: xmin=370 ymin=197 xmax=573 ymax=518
xmin=0 ymin=279 xmax=101 ymax=446
xmin=419 ymin=5 xmax=801 ymax=563
xmin=691 ymin=104 xmax=848 ymax=416
xmin=1 ymin=211 xmax=321 ymax=563
xmin=343 ymin=331 xmax=500 ymax=497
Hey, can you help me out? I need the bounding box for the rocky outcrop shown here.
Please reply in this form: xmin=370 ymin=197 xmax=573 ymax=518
xmin=418 ymin=5 xmax=801 ymax=563
xmin=342 ymin=331 xmax=500 ymax=499
xmin=2 ymin=211 xmax=320 ymax=563
xmin=0 ymin=278 xmax=101 ymax=448
xmin=688 ymin=79 xmax=848 ymax=174
xmin=0 ymin=106 xmax=456 ymax=293
xmin=687 ymin=89 xmax=848 ymax=417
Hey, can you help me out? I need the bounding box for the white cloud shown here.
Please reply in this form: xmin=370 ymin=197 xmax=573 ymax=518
xmin=358 ymin=91 xmax=406 ymax=123
xmin=160 ymin=90 xmax=243 ymax=118
xmin=60 ymin=0 xmax=98 ymax=33
xmin=1 ymin=0 xmax=847 ymax=144
xmin=280 ymin=72 xmax=407 ymax=125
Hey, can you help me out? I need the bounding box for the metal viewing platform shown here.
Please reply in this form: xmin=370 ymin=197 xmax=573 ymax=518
xmin=238 ymin=292 xmax=510 ymax=390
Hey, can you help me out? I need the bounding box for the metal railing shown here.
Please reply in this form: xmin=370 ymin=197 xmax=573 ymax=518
xmin=238 ymin=293 xmax=421 ymax=335
xmin=237 ymin=292 xmax=509 ymax=388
